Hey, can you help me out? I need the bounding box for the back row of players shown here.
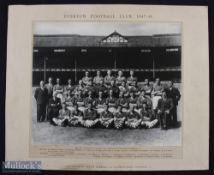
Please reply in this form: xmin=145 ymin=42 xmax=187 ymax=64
xmin=34 ymin=70 xmax=181 ymax=130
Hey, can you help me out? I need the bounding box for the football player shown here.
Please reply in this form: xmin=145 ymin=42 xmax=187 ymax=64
xmin=100 ymin=105 xmax=114 ymax=128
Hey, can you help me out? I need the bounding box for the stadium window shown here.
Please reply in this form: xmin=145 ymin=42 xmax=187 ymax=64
xmin=166 ymin=48 xmax=179 ymax=52
xmin=54 ymin=49 xmax=66 ymax=53
xmin=140 ymin=49 xmax=151 ymax=53
xmin=81 ymin=49 xmax=87 ymax=52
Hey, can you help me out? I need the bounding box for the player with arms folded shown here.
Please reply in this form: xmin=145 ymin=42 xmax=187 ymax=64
xmin=115 ymin=70 xmax=126 ymax=86
xmin=68 ymin=104 xmax=83 ymax=127
xmin=140 ymin=102 xmax=158 ymax=129
xmin=93 ymin=70 xmax=104 ymax=86
xmin=126 ymin=70 xmax=138 ymax=91
xmin=106 ymin=89 xmax=118 ymax=114
xmin=114 ymin=105 xmax=126 ymax=129
xmin=125 ymin=105 xmax=142 ymax=129
xmin=52 ymin=102 xmax=70 ymax=127
xmin=100 ymin=105 xmax=114 ymax=128
xmin=95 ymin=91 xmax=106 ymax=115
xmin=81 ymin=103 xmax=99 ymax=128
xmin=141 ymin=78 xmax=153 ymax=98
xmin=151 ymin=78 xmax=163 ymax=111
xmin=104 ymin=70 xmax=115 ymax=89
xmin=117 ymin=91 xmax=129 ymax=113
xmin=53 ymin=78 xmax=64 ymax=102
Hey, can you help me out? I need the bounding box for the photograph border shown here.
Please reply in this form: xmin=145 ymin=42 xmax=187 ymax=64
xmin=30 ymin=20 xmax=183 ymax=149
xmin=2 ymin=2 xmax=213 ymax=173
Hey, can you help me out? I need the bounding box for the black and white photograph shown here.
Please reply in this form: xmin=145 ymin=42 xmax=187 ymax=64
xmin=32 ymin=22 xmax=182 ymax=146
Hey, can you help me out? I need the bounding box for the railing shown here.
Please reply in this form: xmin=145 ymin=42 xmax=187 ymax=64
xmin=33 ymin=68 xmax=181 ymax=72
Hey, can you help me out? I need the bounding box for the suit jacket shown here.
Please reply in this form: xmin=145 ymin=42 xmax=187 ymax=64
xmin=166 ymin=87 xmax=181 ymax=106
xmin=157 ymin=98 xmax=174 ymax=112
xmin=48 ymin=97 xmax=61 ymax=110
xmin=34 ymin=87 xmax=48 ymax=105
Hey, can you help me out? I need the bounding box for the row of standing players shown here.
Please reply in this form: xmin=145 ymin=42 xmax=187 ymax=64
xmin=34 ymin=70 xmax=181 ymax=130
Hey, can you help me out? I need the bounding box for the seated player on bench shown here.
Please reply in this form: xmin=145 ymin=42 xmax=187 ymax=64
xmin=95 ymin=91 xmax=106 ymax=115
xmin=136 ymin=90 xmax=152 ymax=115
xmin=76 ymin=91 xmax=87 ymax=115
xmin=117 ymin=91 xmax=129 ymax=113
xmin=128 ymin=91 xmax=138 ymax=110
xmin=106 ymin=89 xmax=117 ymax=114
xmin=100 ymin=105 xmax=114 ymax=128
xmin=118 ymin=81 xmax=129 ymax=97
xmin=84 ymin=90 xmax=95 ymax=108
xmin=94 ymin=79 xmax=108 ymax=98
xmin=107 ymin=80 xmax=119 ymax=97
xmin=141 ymin=78 xmax=153 ymax=98
xmin=140 ymin=102 xmax=158 ymax=129
xmin=74 ymin=80 xmax=87 ymax=96
xmin=64 ymin=90 xmax=75 ymax=113
xmin=113 ymin=105 xmax=126 ymax=129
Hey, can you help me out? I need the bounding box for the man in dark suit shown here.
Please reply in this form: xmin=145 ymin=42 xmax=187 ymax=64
xmin=156 ymin=91 xmax=174 ymax=130
xmin=34 ymin=80 xmax=48 ymax=122
xmin=166 ymin=80 xmax=181 ymax=127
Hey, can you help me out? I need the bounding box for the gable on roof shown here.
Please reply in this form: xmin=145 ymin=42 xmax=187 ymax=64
xmin=102 ymin=31 xmax=128 ymax=43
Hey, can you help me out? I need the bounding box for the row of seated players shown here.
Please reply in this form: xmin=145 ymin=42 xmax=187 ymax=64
xmin=48 ymin=89 xmax=176 ymax=130
xmin=51 ymin=96 xmax=159 ymax=129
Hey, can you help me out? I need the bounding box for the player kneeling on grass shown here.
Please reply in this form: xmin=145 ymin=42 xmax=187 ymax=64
xmin=68 ymin=104 xmax=83 ymax=127
xmin=140 ymin=103 xmax=158 ymax=129
xmin=125 ymin=105 xmax=142 ymax=129
xmin=52 ymin=102 xmax=70 ymax=127
xmin=100 ymin=105 xmax=114 ymax=128
xmin=81 ymin=103 xmax=99 ymax=128
xmin=114 ymin=105 xmax=126 ymax=129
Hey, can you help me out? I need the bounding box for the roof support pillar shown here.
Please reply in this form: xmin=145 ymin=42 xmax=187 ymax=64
xmin=44 ymin=57 xmax=48 ymax=82
xmin=74 ymin=58 xmax=77 ymax=83
xmin=152 ymin=57 xmax=155 ymax=80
